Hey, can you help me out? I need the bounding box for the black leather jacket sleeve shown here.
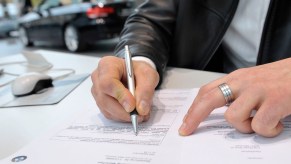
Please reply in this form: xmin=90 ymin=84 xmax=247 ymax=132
xmin=114 ymin=0 xmax=291 ymax=85
xmin=114 ymin=0 xmax=178 ymax=82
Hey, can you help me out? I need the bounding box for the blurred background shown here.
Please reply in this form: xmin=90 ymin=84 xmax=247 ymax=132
xmin=0 ymin=0 xmax=144 ymax=58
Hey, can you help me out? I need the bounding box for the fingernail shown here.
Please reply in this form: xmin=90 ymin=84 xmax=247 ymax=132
xmin=179 ymin=123 xmax=188 ymax=136
xmin=122 ymin=101 xmax=132 ymax=112
xmin=139 ymin=100 xmax=150 ymax=115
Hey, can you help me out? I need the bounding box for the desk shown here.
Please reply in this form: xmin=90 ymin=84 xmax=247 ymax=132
xmin=0 ymin=50 xmax=225 ymax=160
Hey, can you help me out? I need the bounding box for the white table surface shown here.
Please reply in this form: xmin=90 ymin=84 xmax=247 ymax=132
xmin=0 ymin=50 xmax=225 ymax=160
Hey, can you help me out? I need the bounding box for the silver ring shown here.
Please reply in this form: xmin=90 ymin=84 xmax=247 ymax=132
xmin=218 ymin=83 xmax=234 ymax=106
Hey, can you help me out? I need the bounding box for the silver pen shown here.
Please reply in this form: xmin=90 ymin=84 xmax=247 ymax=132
xmin=124 ymin=45 xmax=139 ymax=135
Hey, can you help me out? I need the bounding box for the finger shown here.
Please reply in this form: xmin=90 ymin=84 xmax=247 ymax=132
xmin=224 ymin=91 xmax=261 ymax=134
xmin=91 ymin=83 xmax=121 ymax=120
xmin=92 ymin=84 xmax=144 ymax=123
xmin=96 ymin=92 xmax=131 ymax=122
xmin=134 ymin=61 xmax=159 ymax=116
xmin=91 ymin=68 xmax=100 ymax=98
xmin=192 ymin=69 xmax=246 ymax=100
xmin=251 ymin=101 xmax=285 ymax=137
xmin=97 ymin=57 xmax=136 ymax=113
xmin=195 ymin=75 xmax=234 ymax=98
xmin=143 ymin=111 xmax=151 ymax=122
xmin=179 ymin=87 xmax=228 ymax=136
xmin=178 ymin=69 xmax=247 ymax=136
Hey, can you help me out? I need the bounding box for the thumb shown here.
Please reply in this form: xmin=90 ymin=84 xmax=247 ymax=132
xmin=134 ymin=61 xmax=160 ymax=116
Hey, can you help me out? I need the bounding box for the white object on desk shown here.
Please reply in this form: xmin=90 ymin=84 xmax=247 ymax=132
xmin=21 ymin=50 xmax=53 ymax=69
xmin=11 ymin=72 xmax=53 ymax=97
xmin=0 ymin=50 xmax=100 ymax=160
xmin=0 ymin=74 xmax=89 ymax=107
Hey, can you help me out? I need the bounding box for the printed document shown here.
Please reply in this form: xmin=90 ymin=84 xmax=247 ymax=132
xmin=2 ymin=89 xmax=291 ymax=164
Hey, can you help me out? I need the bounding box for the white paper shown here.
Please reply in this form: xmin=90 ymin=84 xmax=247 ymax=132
xmin=2 ymin=89 xmax=195 ymax=164
xmin=179 ymin=107 xmax=291 ymax=164
xmin=2 ymin=88 xmax=291 ymax=164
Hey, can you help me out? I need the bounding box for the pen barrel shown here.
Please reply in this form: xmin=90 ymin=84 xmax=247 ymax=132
xmin=125 ymin=45 xmax=139 ymax=135
xmin=127 ymin=77 xmax=135 ymax=96
xmin=124 ymin=45 xmax=136 ymax=97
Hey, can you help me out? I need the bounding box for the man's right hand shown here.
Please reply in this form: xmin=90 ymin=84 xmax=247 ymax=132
xmin=91 ymin=56 xmax=160 ymax=123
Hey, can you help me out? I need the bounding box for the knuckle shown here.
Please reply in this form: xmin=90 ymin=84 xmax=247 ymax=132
xmin=224 ymin=109 xmax=237 ymax=124
xmin=90 ymin=70 xmax=98 ymax=81
xmin=97 ymin=57 xmax=107 ymax=69
xmin=251 ymin=124 xmax=267 ymax=136
xmin=95 ymin=94 xmax=104 ymax=108
xmin=251 ymin=117 xmax=271 ymax=136
xmin=95 ymin=99 xmax=114 ymax=120
xmin=98 ymin=56 xmax=114 ymax=67
xmin=255 ymin=109 xmax=274 ymax=126
xmin=91 ymin=86 xmax=97 ymax=97
xmin=199 ymin=92 xmax=215 ymax=109
xmin=98 ymin=77 xmax=110 ymax=90
xmin=231 ymin=67 xmax=248 ymax=76
xmin=102 ymin=112 xmax=113 ymax=120
xmin=97 ymin=78 xmax=126 ymax=103
xmin=97 ymin=56 xmax=121 ymax=74
xmin=199 ymin=92 xmax=211 ymax=102
xmin=227 ymin=68 xmax=250 ymax=82
xmin=115 ymin=89 xmax=126 ymax=103
xmin=198 ymin=85 xmax=211 ymax=95
xmin=224 ymin=103 xmax=243 ymax=123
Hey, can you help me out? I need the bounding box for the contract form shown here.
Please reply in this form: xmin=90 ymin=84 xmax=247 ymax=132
xmin=3 ymin=89 xmax=291 ymax=164
xmin=3 ymin=89 xmax=193 ymax=164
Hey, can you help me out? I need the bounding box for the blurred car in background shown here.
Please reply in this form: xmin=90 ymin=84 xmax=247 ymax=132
xmin=0 ymin=18 xmax=18 ymax=37
xmin=18 ymin=0 xmax=135 ymax=52
xmin=0 ymin=3 xmax=19 ymax=37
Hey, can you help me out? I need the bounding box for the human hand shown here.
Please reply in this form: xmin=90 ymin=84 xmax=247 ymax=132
xmin=91 ymin=56 xmax=159 ymax=122
xmin=179 ymin=58 xmax=291 ymax=137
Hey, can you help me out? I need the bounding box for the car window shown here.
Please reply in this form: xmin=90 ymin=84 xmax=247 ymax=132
xmin=60 ymin=0 xmax=82 ymax=5
xmin=0 ymin=4 xmax=4 ymax=18
xmin=38 ymin=0 xmax=85 ymax=10
xmin=6 ymin=3 xmax=19 ymax=18
xmin=87 ymin=0 xmax=128 ymax=3
xmin=38 ymin=0 xmax=61 ymax=11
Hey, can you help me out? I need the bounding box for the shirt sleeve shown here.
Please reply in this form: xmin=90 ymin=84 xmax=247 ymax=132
xmin=132 ymin=56 xmax=157 ymax=70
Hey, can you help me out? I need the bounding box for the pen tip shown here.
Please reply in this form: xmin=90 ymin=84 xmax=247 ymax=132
xmin=133 ymin=128 xmax=138 ymax=136
xmin=135 ymin=132 xmax=138 ymax=136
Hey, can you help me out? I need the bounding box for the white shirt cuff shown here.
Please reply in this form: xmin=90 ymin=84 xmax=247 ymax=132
xmin=132 ymin=56 xmax=157 ymax=70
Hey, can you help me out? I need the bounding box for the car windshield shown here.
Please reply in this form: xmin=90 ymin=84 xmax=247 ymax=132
xmin=35 ymin=0 xmax=128 ymax=11
xmin=37 ymin=0 xmax=83 ymax=11
xmin=37 ymin=0 xmax=58 ymax=10
xmin=0 ymin=4 xmax=4 ymax=18
xmin=91 ymin=0 xmax=126 ymax=2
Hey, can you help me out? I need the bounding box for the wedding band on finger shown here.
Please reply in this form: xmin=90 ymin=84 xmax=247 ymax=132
xmin=218 ymin=83 xmax=234 ymax=106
